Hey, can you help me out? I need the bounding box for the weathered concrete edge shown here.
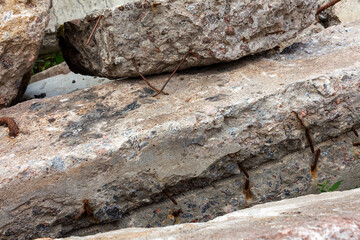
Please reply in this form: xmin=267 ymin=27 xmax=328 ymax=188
xmin=55 ymin=188 xmax=360 ymax=240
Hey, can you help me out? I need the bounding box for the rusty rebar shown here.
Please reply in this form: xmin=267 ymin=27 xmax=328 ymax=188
xmin=316 ymin=0 xmax=342 ymax=15
xmin=86 ymin=15 xmax=103 ymax=45
xmin=237 ymin=162 xmax=250 ymax=178
xmin=311 ymin=149 xmax=321 ymax=172
xmin=162 ymin=189 xmax=178 ymax=205
xmin=0 ymin=117 xmax=19 ymax=137
xmin=305 ymin=128 xmax=315 ymax=154
xmin=132 ymin=59 xmax=168 ymax=95
xmin=153 ymin=51 xmax=192 ymax=97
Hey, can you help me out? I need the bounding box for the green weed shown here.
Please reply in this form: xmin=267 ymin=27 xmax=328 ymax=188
xmin=32 ymin=51 xmax=65 ymax=75
xmin=318 ymin=180 xmax=344 ymax=193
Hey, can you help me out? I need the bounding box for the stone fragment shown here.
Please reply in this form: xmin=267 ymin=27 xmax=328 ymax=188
xmin=30 ymin=63 xmax=71 ymax=84
xmin=1 ymin=21 xmax=360 ymax=239
xmin=58 ymin=0 xmax=317 ymax=78
xmin=51 ymin=189 xmax=360 ymax=240
xmin=0 ymin=0 xmax=52 ymax=108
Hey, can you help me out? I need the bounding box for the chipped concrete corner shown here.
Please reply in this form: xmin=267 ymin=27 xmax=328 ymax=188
xmin=1 ymin=16 xmax=360 ymax=240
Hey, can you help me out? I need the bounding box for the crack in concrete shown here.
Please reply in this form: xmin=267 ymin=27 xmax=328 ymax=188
xmin=62 ymin=127 xmax=360 ymax=237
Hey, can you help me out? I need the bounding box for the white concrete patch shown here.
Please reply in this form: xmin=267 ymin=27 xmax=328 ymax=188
xmin=47 ymin=0 xmax=138 ymax=32
xmin=24 ymin=72 xmax=113 ymax=99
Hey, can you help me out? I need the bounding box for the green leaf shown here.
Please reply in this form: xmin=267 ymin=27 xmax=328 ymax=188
xmin=318 ymin=180 xmax=331 ymax=192
xmin=44 ymin=61 xmax=52 ymax=69
xmin=328 ymin=180 xmax=344 ymax=192
xmin=31 ymin=51 xmax=65 ymax=75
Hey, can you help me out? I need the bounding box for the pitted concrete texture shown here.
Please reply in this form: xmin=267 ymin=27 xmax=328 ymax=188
xmin=58 ymin=0 xmax=317 ymax=78
xmin=51 ymin=189 xmax=360 ymax=240
xmin=0 ymin=0 xmax=52 ymax=108
xmin=40 ymin=0 xmax=359 ymax=56
xmin=1 ymin=21 xmax=360 ymax=239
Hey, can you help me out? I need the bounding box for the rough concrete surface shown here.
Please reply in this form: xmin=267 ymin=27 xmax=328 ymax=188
xmin=0 ymin=0 xmax=52 ymax=108
xmin=59 ymin=0 xmax=317 ymax=78
xmin=39 ymin=0 xmax=357 ymax=56
xmin=1 ymin=21 xmax=360 ymax=239
xmin=48 ymin=188 xmax=360 ymax=240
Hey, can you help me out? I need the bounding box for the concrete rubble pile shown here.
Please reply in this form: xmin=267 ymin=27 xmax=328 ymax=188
xmin=0 ymin=0 xmax=52 ymax=108
xmin=58 ymin=0 xmax=317 ymax=78
xmin=1 ymin=16 xmax=360 ymax=238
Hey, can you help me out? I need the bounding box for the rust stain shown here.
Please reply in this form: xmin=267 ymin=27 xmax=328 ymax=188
xmin=243 ymin=179 xmax=252 ymax=200
xmin=74 ymin=200 xmax=98 ymax=223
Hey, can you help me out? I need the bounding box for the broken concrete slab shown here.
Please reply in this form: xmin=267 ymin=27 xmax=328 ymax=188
xmin=1 ymin=21 xmax=360 ymax=239
xmin=59 ymin=0 xmax=317 ymax=78
xmin=50 ymin=188 xmax=360 ymax=240
xmin=40 ymin=0 xmax=359 ymax=57
xmin=0 ymin=0 xmax=52 ymax=108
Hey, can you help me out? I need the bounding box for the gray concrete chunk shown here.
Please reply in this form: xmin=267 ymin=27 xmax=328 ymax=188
xmin=0 ymin=0 xmax=52 ymax=108
xmin=59 ymin=0 xmax=317 ymax=78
